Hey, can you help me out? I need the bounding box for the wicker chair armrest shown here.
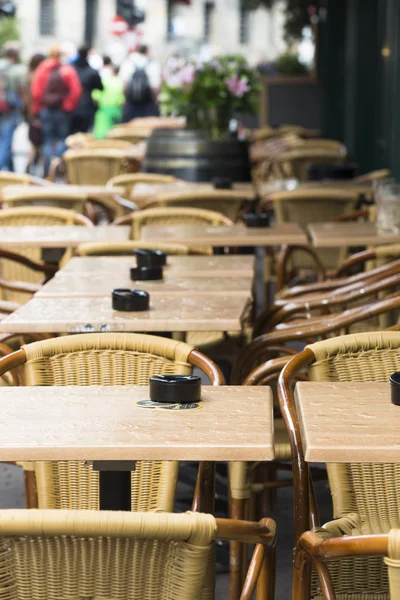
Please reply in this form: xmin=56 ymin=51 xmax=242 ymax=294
xmin=0 ymin=278 xmax=41 ymax=295
xmin=47 ymin=157 xmax=64 ymax=183
xmin=0 ymin=249 xmax=58 ymax=277
xmin=277 ymin=244 xmax=326 ymax=292
xmin=243 ymin=355 xmax=295 ymax=385
xmin=332 ymin=248 xmax=377 ymax=277
xmin=333 ymin=208 xmax=369 ymax=222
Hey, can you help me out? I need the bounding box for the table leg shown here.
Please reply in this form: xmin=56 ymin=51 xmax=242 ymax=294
xmin=92 ymin=461 xmax=135 ymax=511
xmin=255 ymin=246 xmax=266 ymax=316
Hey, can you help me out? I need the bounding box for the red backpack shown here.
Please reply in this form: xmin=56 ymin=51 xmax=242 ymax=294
xmin=41 ymin=65 xmax=69 ymax=109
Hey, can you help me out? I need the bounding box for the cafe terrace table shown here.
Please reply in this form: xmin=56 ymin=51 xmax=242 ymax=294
xmin=308 ymin=222 xmax=400 ymax=248
xmin=0 ymin=184 xmax=124 ymax=203
xmin=141 ymin=222 xmax=306 ymax=247
xmin=0 ymin=294 xmax=251 ymax=333
xmin=36 ymin=273 xmax=253 ymax=298
xmin=0 ymin=385 xmax=274 ymax=509
xmin=130 ymin=182 xmax=255 ymax=208
xmin=141 ymin=222 xmax=307 ymax=313
xmin=295 ymin=381 xmax=400 ymax=463
xmin=0 ymin=225 xmax=130 ymax=248
xmin=60 ymin=255 xmax=256 ymax=278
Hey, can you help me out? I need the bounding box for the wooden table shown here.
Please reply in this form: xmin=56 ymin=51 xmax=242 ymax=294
xmin=131 ymin=182 xmax=255 ymax=208
xmin=0 ymin=225 xmax=130 ymax=248
xmin=0 ymin=385 xmax=273 ymax=462
xmin=295 ymin=381 xmax=400 ymax=463
xmin=0 ymin=295 xmax=250 ymax=333
xmin=308 ymin=222 xmax=400 ymax=247
xmin=141 ymin=222 xmax=307 ymax=247
xmin=0 ymin=184 xmax=124 ymax=202
xmin=0 ymin=384 xmax=273 ymax=510
xmin=60 ymin=255 xmax=256 ymax=278
xmin=36 ymin=273 xmax=253 ymax=298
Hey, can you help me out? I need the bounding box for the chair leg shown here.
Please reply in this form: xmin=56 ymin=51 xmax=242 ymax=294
xmin=24 ymin=469 xmax=38 ymax=509
xmin=256 ymin=543 xmax=276 ymax=600
xmin=293 ymin=549 xmax=312 ymax=600
xmin=230 ymin=497 xmax=245 ymax=600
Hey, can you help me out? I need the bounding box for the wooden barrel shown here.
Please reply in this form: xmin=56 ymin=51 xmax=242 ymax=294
xmin=143 ymin=129 xmax=252 ymax=182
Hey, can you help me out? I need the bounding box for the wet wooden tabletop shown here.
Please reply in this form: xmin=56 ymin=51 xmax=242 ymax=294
xmin=295 ymin=381 xmax=400 ymax=462
xmin=36 ymin=273 xmax=253 ymax=298
xmin=0 ymin=225 xmax=130 ymax=247
xmin=0 ymin=386 xmax=273 ymax=462
xmin=0 ymin=184 xmax=124 ymax=201
xmin=0 ymin=295 xmax=251 ymax=333
xmin=141 ymin=222 xmax=307 ymax=246
xmin=308 ymin=222 xmax=400 ymax=247
xmin=60 ymin=255 xmax=256 ymax=278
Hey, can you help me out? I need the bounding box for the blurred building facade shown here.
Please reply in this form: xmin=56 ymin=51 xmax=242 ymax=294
xmin=15 ymin=0 xmax=286 ymax=65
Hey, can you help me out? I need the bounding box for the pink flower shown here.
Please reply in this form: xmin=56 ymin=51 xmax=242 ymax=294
xmin=210 ymin=59 xmax=222 ymax=72
xmin=181 ymin=64 xmax=196 ymax=86
xmin=226 ymin=74 xmax=250 ymax=97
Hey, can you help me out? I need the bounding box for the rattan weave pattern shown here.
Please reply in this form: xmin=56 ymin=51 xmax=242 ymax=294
xmin=22 ymin=333 xmax=194 ymax=512
xmin=306 ymin=332 xmax=400 ymax=599
xmin=0 ymin=207 xmax=90 ymax=303
xmin=0 ymin=509 xmax=215 ymax=600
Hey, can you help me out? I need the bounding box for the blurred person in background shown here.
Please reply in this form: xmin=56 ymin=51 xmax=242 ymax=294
xmin=92 ymin=64 xmax=124 ymax=139
xmin=26 ymin=52 xmax=46 ymax=174
xmin=31 ymin=45 xmax=82 ymax=176
xmin=71 ymin=46 xmax=103 ymax=134
xmin=101 ymin=56 xmax=114 ymax=80
xmin=0 ymin=45 xmax=28 ymax=171
xmin=119 ymin=44 xmax=160 ymax=122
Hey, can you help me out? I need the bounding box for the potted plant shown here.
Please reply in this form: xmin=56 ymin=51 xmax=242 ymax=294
xmin=158 ymin=55 xmax=260 ymax=140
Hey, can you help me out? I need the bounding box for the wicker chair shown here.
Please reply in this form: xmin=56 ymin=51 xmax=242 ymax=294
xmin=0 ymin=207 xmax=91 ymax=303
xmin=279 ymin=332 xmax=400 ymax=599
xmin=0 ymin=509 xmax=276 ymax=600
xmin=355 ymin=169 xmax=392 ymax=183
xmin=294 ymin=527 xmax=400 ymax=600
xmin=55 ymin=149 xmax=141 ymax=185
xmin=1 ymin=188 xmax=89 ymax=214
xmin=112 ymin=207 xmax=233 ymax=240
xmin=76 ymin=241 xmax=197 ymax=256
xmin=107 ymin=125 xmax=151 ymax=144
xmin=267 ymin=187 xmax=360 ymax=277
xmin=142 ymin=190 xmax=248 ymax=222
xmin=267 ymin=148 xmax=346 ymax=182
xmin=106 ymin=173 xmax=181 ymax=212
xmin=0 ymin=249 xmax=56 ymax=304
xmin=0 ymin=172 xmax=51 ymax=188
xmin=0 ymin=332 xmax=223 ymax=512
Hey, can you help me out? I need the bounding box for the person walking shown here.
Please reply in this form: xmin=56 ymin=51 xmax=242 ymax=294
xmin=31 ymin=45 xmax=82 ymax=176
xmin=71 ymin=46 xmax=103 ymax=134
xmin=0 ymin=46 xmax=28 ymax=171
xmin=26 ymin=53 xmax=45 ymax=174
xmin=119 ymin=45 xmax=160 ymax=122
xmin=92 ymin=65 xmax=124 ymax=139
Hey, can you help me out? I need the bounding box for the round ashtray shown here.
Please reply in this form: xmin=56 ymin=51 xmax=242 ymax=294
xmin=149 ymin=374 xmax=202 ymax=404
xmin=112 ymin=289 xmax=150 ymax=312
xmin=135 ymin=249 xmax=166 ymax=267
xmin=243 ymin=212 xmax=270 ymax=228
xmin=390 ymin=372 xmax=400 ymax=405
xmin=130 ymin=266 xmax=163 ymax=281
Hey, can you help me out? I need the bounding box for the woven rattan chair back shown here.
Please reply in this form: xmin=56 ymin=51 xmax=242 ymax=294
xmin=0 ymin=207 xmax=91 ymax=303
xmin=287 ymin=332 xmax=400 ymax=598
xmin=144 ymin=190 xmax=247 ymax=222
xmin=0 ymin=509 xmax=215 ymax=600
xmin=112 ymin=207 xmax=233 ymax=240
xmin=107 ymin=126 xmax=151 ymax=144
xmin=269 ymin=148 xmax=346 ymax=182
xmin=15 ymin=332 xmax=222 ymax=512
xmin=272 ymin=188 xmax=358 ymax=271
xmin=1 ymin=189 xmax=88 ymax=214
xmin=0 ymin=172 xmax=50 ymax=188
xmin=76 ymin=241 xmax=192 ymax=256
xmin=63 ymin=149 xmax=139 ymax=185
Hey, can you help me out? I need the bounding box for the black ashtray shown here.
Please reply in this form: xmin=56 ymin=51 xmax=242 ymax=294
xmin=112 ymin=289 xmax=149 ymax=312
xmin=149 ymin=374 xmax=201 ymax=404
xmin=390 ymin=372 xmax=400 ymax=405
xmin=243 ymin=212 xmax=270 ymax=228
xmin=213 ymin=177 xmax=232 ymax=190
xmin=135 ymin=249 xmax=166 ymax=267
xmin=130 ymin=266 xmax=163 ymax=281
